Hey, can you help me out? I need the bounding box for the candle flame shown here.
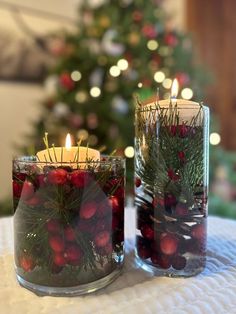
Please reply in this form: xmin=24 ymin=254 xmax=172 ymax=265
xmin=65 ymin=133 xmax=72 ymax=149
xmin=171 ymin=78 xmax=179 ymax=98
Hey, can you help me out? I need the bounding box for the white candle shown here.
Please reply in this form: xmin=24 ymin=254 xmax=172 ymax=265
xmin=36 ymin=133 xmax=100 ymax=166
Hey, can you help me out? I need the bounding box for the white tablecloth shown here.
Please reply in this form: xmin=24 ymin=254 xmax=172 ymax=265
xmin=1 ymin=209 xmax=236 ymax=314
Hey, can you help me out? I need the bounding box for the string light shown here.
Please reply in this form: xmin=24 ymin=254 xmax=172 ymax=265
xmin=162 ymin=78 xmax=172 ymax=89
xmin=90 ymin=86 xmax=101 ymax=98
xmin=147 ymin=40 xmax=159 ymax=51
xmin=124 ymin=146 xmax=134 ymax=158
xmin=71 ymin=71 xmax=82 ymax=82
xmin=109 ymin=66 xmax=121 ymax=77
xmin=117 ymin=59 xmax=129 ymax=71
xmin=154 ymin=71 xmax=165 ymax=83
xmin=181 ymin=88 xmax=193 ymax=100
xmin=138 ymin=82 xmax=143 ymax=88
xmin=75 ymin=91 xmax=87 ymax=103
xmin=210 ymin=133 xmax=221 ymax=145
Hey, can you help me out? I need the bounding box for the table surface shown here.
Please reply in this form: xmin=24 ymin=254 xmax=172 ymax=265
xmin=1 ymin=209 xmax=236 ymax=314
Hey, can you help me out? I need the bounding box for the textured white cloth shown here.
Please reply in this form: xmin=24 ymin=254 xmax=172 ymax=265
xmin=1 ymin=209 xmax=236 ymax=314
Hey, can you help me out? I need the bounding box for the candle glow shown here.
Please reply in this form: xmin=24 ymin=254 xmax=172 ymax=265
xmin=65 ymin=133 xmax=72 ymax=150
xmin=170 ymin=78 xmax=179 ymax=105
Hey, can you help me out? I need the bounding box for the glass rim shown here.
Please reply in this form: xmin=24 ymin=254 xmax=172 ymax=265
xmin=13 ymin=155 xmax=125 ymax=166
xmin=136 ymin=103 xmax=208 ymax=112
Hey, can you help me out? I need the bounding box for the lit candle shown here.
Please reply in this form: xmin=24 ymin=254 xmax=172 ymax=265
xmin=36 ymin=133 xmax=100 ymax=166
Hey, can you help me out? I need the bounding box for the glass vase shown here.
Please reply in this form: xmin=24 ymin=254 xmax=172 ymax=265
xmin=135 ymin=102 xmax=209 ymax=277
xmin=13 ymin=156 xmax=125 ymax=296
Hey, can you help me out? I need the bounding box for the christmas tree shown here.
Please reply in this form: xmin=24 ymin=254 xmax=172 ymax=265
xmin=23 ymin=0 xmax=208 ymax=183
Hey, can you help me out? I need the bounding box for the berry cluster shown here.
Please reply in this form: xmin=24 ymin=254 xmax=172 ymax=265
xmin=13 ymin=159 xmax=124 ymax=286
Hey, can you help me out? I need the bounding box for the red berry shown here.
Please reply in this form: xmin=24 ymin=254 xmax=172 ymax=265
xmin=151 ymin=253 xmax=171 ymax=269
xmin=80 ymin=201 xmax=97 ymax=219
xmin=114 ymin=187 xmax=124 ymax=199
xmin=141 ymin=225 xmax=154 ymax=240
xmin=152 ymin=197 xmax=164 ymax=208
xmin=53 ymin=253 xmax=66 ymax=266
xmin=64 ymin=244 xmax=82 ymax=266
xmin=191 ymin=223 xmax=206 ymax=241
xmin=21 ymin=181 xmax=34 ymax=200
xmin=169 ymin=125 xmax=177 ymax=136
xmin=109 ymin=196 xmax=121 ymax=214
xmin=175 ymin=204 xmax=188 ymax=216
xmin=20 ymin=255 xmax=35 ymax=272
xmin=164 ymin=194 xmax=177 ymax=207
xmin=70 ymin=171 xmax=91 ymax=188
xmin=25 ymin=194 xmax=41 ymax=206
xmin=46 ymin=219 xmax=61 ymax=234
xmin=13 ymin=181 xmax=22 ymax=198
xmin=37 ymin=174 xmax=46 ymax=187
xmin=167 ymin=169 xmax=180 ymax=181
xmin=138 ymin=246 xmax=151 ymax=259
xmin=14 ymin=173 xmax=26 ymax=182
xmin=178 ymin=151 xmax=185 ymax=162
xmin=160 ymin=233 xmax=178 ymax=255
xmin=64 ymin=226 xmax=76 ymax=241
xmin=47 ymin=169 xmax=68 ymax=185
xmin=49 ymin=235 xmax=65 ymax=253
xmin=172 ymin=255 xmax=187 ymax=270
xmin=178 ymin=124 xmax=189 ymax=138
xmin=96 ymin=201 xmax=110 ymax=218
xmin=94 ymin=230 xmax=110 ymax=247
xmin=135 ymin=177 xmax=142 ymax=188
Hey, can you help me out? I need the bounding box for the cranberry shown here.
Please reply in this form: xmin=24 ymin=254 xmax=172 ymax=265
xmin=152 ymin=197 xmax=164 ymax=208
xmin=53 ymin=253 xmax=66 ymax=267
xmin=13 ymin=181 xmax=22 ymax=198
xmin=175 ymin=203 xmax=188 ymax=216
xmin=37 ymin=174 xmax=47 ymax=187
xmin=49 ymin=235 xmax=65 ymax=253
xmin=80 ymin=201 xmax=97 ymax=219
xmin=141 ymin=225 xmax=154 ymax=240
xmin=172 ymin=255 xmax=187 ymax=270
xmin=64 ymin=226 xmax=76 ymax=241
xmin=94 ymin=230 xmax=110 ymax=247
xmin=20 ymin=255 xmax=35 ymax=272
xmin=21 ymin=181 xmax=34 ymax=200
xmin=153 ymin=253 xmax=171 ymax=269
xmin=178 ymin=124 xmax=189 ymax=138
xmin=70 ymin=170 xmax=91 ymax=188
xmin=135 ymin=177 xmax=142 ymax=187
xmin=138 ymin=246 xmax=151 ymax=259
xmin=14 ymin=173 xmax=26 ymax=181
xmin=46 ymin=219 xmax=61 ymax=234
xmin=47 ymin=169 xmax=68 ymax=185
xmin=191 ymin=223 xmax=206 ymax=241
xmin=64 ymin=244 xmax=82 ymax=266
xmin=167 ymin=169 xmax=180 ymax=181
xmin=169 ymin=125 xmax=177 ymax=136
xmin=164 ymin=193 xmax=177 ymax=208
xmin=178 ymin=151 xmax=185 ymax=162
xmin=160 ymin=233 xmax=178 ymax=255
xmin=109 ymin=196 xmax=121 ymax=214
xmin=25 ymin=194 xmax=41 ymax=206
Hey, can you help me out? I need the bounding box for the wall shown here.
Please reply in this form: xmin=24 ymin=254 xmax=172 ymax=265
xmin=0 ymin=0 xmax=185 ymax=201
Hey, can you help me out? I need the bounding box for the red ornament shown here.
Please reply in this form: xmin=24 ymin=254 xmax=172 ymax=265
xmin=167 ymin=169 xmax=180 ymax=181
xmin=172 ymin=255 xmax=186 ymax=270
xmin=135 ymin=177 xmax=142 ymax=188
xmin=70 ymin=171 xmax=91 ymax=188
xmin=20 ymin=255 xmax=35 ymax=272
xmin=64 ymin=226 xmax=76 ymax=241
xmin=132 ymin=10 xmax=143 ymax=22
xmin=142 ymin=24 xmax=157 ymax=38
xmin=64 ymin=244 xmax=82 ymax=266
xmin=191 ymin=223 xmax=206 ymax=241
xmin=59 ymin=72 xmax=75 ymax=91
xmin=80 ymin=201 xmax=97 ymax=219
xmin=46 ymin=219 xmax=61 ymax=234
xmin=47 ymin=169 xmax=68 ymax=185
xmin=108 ymin=196 xmax=121 ymax=214
xmin=21 ymin=181 xmax=34 ymax=200
xmin=178 ymin=151 xmax=186 ymax=162
xmin=160 ymin=233 xmax=178 ymax=255
xmin=94 ymin=230 xmax=110 ymax=247
xmin=164 ymin=33 xmax=178 ymax=47
xmin=141 ymin=225 xmax=154 ymax=240
xmin=49 ymin=235 xmax=65 ymax=253
xmin=13 ymin=181 xmax=22 ymax=198
xmin=53 ymin=253 xmax=66 ymax=267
